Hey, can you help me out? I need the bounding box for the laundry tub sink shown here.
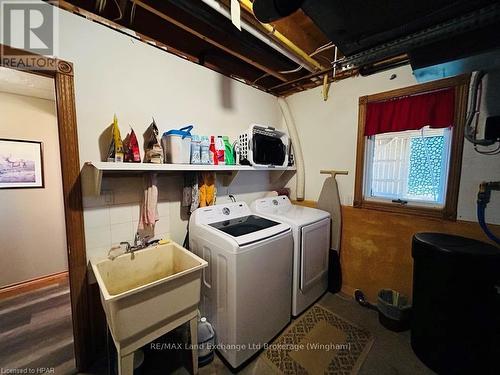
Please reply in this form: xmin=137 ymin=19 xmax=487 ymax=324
xmin=91 ymin=241 xmax=207 ymax=374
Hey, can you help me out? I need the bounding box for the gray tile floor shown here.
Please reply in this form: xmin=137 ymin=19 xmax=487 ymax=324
xmin=318 ymin=293 xmax=434 ymax=375
xmin=87 ymin=292 xmax=434 ymax=374
xmin=194 ymin=293 xmax=435 ymax=375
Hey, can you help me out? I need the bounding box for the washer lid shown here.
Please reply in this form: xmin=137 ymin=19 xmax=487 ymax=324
xmin=273 ymin=205 xmax=330 ymax=226
xmin=207 ymin=214 xmax=290 ymax=246
xmin=209 ymin=215 xmax=280 ymax=237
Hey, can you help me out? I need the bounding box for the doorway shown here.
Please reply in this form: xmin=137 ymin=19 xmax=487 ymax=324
xmin=0 ymin=67 xmax=75 ymax=372
xmin=0 ymin=46 xmax=90 ymax=372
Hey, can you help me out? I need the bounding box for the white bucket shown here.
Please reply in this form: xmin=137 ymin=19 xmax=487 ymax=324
xmin=162 ymin=126 xmax=193 ymax=164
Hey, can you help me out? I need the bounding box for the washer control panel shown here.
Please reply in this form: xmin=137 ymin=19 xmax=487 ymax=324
xmin=195 ymin=202 xmax=251 ymax=224
xmin=253 ymin=195 xmax=291 ymax=212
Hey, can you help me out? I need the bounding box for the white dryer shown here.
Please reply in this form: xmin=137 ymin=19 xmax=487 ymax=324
xmin=189 ymin=202 xmax=293 ymax=369
xmin=251 ymin=195 xmax=330 ymax=316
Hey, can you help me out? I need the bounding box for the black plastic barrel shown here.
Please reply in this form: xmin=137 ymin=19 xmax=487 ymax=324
xmin=411 ymin=233 xmax=500 ymax=374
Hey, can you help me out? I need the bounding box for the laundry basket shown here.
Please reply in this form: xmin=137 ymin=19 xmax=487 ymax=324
xmin=377 ymin=289 xmax=412 ymax=331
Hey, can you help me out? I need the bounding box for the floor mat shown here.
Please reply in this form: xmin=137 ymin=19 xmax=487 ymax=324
xmin=263 ymin=304 xmax=374 ymax=375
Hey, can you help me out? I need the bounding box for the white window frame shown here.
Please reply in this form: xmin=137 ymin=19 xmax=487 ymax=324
xmin=363 ymin=127 xmax=453 ymax=208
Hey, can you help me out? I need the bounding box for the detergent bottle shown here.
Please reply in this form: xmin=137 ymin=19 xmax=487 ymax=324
xmin=216 ymin=136 xmax=225 ymax=165
xmin=209 ymin=136 xmax=217 ymax=165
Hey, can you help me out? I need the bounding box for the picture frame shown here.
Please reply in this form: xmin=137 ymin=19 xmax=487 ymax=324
xmin=0 ymin=138 xmax=44 ymax=189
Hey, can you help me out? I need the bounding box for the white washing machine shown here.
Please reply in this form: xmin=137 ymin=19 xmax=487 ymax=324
xmin=251 ymin=195 xmax=330 ymax=316
xmin=189 ymin=202 xmax=293 ymax=369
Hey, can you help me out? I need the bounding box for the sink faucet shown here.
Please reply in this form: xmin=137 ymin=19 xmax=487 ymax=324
xmin=134 ymin=232 xmax=150 ymax=248
xmin=120 ymin=233 xmax=151 ymax=254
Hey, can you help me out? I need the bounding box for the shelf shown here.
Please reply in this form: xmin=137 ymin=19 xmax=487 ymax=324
xmin=81 ymin=161 xmax=296 ymax=195
xmin=86 ymin=161 xmax=294 ymax=172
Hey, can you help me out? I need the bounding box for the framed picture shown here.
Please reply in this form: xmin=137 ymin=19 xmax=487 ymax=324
xmin=0 ymin=139 xmax=44 ymax=189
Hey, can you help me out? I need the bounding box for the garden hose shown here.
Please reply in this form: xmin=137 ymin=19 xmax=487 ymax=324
xmin=477 ymin=181 xmax=500 ymax=246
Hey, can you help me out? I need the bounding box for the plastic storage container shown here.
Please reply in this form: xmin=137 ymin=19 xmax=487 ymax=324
xmin=162 ymin=125 xmax=193 ymax=164
xmin=411 ymin=233 xmax=500 ymax=374
xmin=377 ymin=289 xmax=411 ymax=331
xmin=197 ymin=317 xmax=215 ymax=367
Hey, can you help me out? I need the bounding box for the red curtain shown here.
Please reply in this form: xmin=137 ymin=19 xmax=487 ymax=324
xmin=364 ymin=88 xmax=455 ymax=136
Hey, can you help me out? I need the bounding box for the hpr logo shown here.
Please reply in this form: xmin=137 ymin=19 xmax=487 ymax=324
xmin=1 ymin=0 xmax=57 ymax=56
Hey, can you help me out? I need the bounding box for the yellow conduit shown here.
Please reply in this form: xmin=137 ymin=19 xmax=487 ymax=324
xmin=239 ymin=0 xmax=327 ymax=71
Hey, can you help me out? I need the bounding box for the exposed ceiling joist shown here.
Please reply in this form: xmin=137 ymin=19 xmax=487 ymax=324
xmin=132 ymin=0 xmax=289 ymax=82
xmin=55 ymin=0 xmax=348 ymax=96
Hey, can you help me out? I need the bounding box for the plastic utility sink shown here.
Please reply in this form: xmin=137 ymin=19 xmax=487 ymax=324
xmin=91 ymin=241 xmax=207 ymax=375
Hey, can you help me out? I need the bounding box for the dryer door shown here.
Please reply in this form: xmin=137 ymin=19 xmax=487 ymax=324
xmin=300 ymin=218 xmax=330 ymax=292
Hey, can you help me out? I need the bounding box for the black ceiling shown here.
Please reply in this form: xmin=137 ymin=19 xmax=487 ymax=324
xmin=301 ymin=0 xmax=498 ymax=56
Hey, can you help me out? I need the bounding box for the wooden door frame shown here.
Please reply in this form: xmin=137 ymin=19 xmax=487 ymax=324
xmin=0 ymin=45 xmax=90 ymax=370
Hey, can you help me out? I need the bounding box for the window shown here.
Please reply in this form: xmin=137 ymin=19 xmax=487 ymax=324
xmin=365 ymin=127 xmax=451 ymax=207
xmin=354 ymin=75 xmax=470 ymax=219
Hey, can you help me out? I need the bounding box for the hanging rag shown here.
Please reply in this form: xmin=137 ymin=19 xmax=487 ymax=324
xmin=199 ymin=172 xmax=216 ymax=207
xmin=190 ymin=176 xmax=199 ymax=213
xmin=182 ymin=173 xmax=200 ymax=213
xmin=182 ymin=173 xmax=193 ymax=207
xmin=138 ymin=173 xmax=159 ymax=236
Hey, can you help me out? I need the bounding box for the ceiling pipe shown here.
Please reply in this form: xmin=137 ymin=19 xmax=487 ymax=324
xmin=238 ymin=0 xmax=327 ymax=72
xmin=134 ymin=0 xmax=290 ymax=82
xmin=200 ymin=0 xmax=318 ymax=73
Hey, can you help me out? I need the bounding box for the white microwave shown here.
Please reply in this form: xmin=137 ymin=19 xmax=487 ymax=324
xmin=238 ymin=124 xmax=289 ymax=167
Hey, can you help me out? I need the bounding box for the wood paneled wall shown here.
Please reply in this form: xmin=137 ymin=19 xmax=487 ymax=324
xmin=294 ymin=201 xmax=500 ymax=303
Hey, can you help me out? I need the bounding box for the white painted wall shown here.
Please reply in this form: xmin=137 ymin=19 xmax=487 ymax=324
xmin=1 ymin=3 xmax=284 ymax=262
xmin=59 ymin=17 xmax=281 ymax=164
xmin=54 ymin=9 xmax=284 ymax=260
xmin=285 ymin=65 xmax=500 ymax=224
xmin=4 ymin=2 xmax=496 ymax=268
xmin=0 ymin=91 xmax=68 ymax=287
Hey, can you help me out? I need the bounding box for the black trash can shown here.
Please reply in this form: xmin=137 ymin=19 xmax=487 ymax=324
xmin=411 ymin=233 xmax=500 ymax=374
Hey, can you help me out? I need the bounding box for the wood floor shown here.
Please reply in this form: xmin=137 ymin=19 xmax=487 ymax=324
xmin=0 ymin=278 xmax=76 ymax=374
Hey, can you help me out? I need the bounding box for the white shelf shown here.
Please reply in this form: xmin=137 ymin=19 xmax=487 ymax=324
xmin=85 ymin=161 xmax=295 ymax=172
xmin=81 ymin=161 xmax=296 ymax=195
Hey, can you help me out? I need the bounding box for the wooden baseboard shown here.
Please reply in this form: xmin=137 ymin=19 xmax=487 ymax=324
xmin=0 ymin=271 xmax=68 ymax=300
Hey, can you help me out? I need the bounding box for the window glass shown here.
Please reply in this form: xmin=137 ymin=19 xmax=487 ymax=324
xmin=365 ymin=127 xmax=451 ymax=206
